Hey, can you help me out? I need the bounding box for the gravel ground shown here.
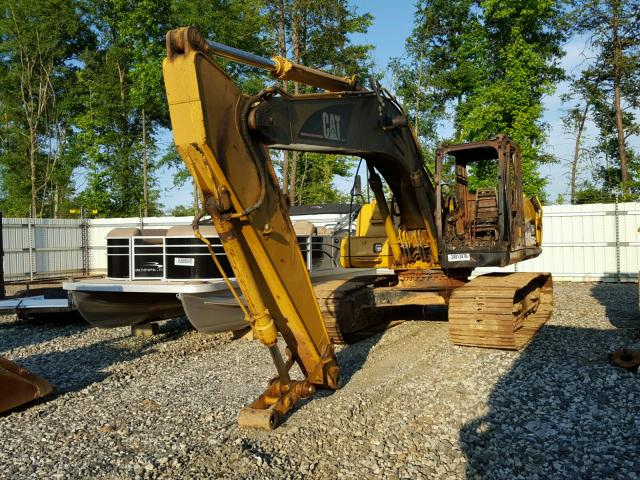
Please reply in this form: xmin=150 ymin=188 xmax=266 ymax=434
xmin=1 ymin=282 xmax=639 ymax=479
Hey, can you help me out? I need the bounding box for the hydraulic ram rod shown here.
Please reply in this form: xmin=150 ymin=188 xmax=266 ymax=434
xmin=166 ymin=27 xmax=360 ymax=92
xmin=207 ymin=39 xmax=277 ymax=71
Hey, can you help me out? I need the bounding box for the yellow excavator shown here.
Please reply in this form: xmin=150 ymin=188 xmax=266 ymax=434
xmin=162 ymin=27 xmax=553 ymax=429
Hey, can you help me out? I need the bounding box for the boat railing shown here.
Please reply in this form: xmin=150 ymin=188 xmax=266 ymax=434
xmin=107 ymin=230 xmax=339 ymax=281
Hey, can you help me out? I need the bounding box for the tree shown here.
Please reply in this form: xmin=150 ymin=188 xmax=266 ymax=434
xmin=170 ymin=0 xmax=270 ymax=94
xmin=0 ymin=0 xmax=91 ymax=217
xmin=72 ymin=0 xmax=171 ymax=217
xmin=563 ymin=103 xmax=590 ymax=204
xmin=572 ymin=0 xmax=640 ymax=197
xmin=294 ymin=153 xmax=354 ymax=204
xmin=393 ymin=0 xmax=567 ymax=200
xmin=390 ymin=0 xmax=478 ymax=147
xmin=561 ymin=77 xmax=596 ymax=204
xmin=169 ymin=204 xmax=196 ymax=216
xmin=157 ymin=144 xmax=200 ymax=214
xmin=575 ymin=180 xmax=617 ymax=203
xmin=265 ymin=0 xmax=373 ymax=205
xmin=162 ymin=0 xmax=270 ymax=203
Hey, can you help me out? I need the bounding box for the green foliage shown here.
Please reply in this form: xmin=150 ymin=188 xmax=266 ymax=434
xmin=70 ymin=0 xmax=172 ymax=217
xmin=393 ymin=0 xmax=567 ymax=201
xmin=294 ymin=153 xmax=354 ymax=205
xmin=390 ymin=0 xmax=480 ymax=146
xmin=574 ymin=181 xmax=617 ymax=204
xmin=0 ymin=0 xmax=373 ymax=216
xmin=566 ymin=0 xmax=640 ymax=201
xmin=161 ymin=0 xmax=270 ymax=190
xmin=265 ymin=1 xmax=374 ymax=204
xmin=158 ymin=145 xmax=191 ymax=187
xmin=283 ymin=0 xmax=374 ymax=80
xmin=0 ymin=0 xmax=91 ymax=216
xmin=169 ymin=204 xmax=196 ymax=216
xmin=171 ymin=0 xmax=271 ymax=93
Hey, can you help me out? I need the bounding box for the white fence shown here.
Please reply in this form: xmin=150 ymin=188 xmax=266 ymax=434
xmin=477 ymin=202 xmax=640 ymax=281
xmin=1 ymin=217 xmax=87 ymax=282
xmin=2 ymin=202 xmax=640 ymax=283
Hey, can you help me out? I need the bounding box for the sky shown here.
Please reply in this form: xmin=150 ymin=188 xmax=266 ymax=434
xmin=157 ymin=1 xmax=630 ymax=210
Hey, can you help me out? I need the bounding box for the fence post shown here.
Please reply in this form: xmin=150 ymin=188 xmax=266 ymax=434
xmin=27 ymin=208 xmax=34 ymax=281
xmin=307 ymin=236 xmax=313 ymax=271
xmin=615 ymin=196 xmax=620 ymax=283
xmin=0 ymin=212 xmax=5 ymax=299
xmin=81 ymin=209 xmax=90 ymax=276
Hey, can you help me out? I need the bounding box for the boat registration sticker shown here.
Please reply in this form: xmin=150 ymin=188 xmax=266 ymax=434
xmin=174 ymin=257 xmax=195 ymax=267
xmin=447 ymin=253 xmax=471 ymax=262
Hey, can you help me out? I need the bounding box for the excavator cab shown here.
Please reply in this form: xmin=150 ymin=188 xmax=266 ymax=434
xmin=435 ymin=135 xmax=542 ymax=270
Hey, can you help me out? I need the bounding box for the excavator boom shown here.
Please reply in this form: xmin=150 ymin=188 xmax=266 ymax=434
xmin=163 ymin=27 xmax=340 ymax=429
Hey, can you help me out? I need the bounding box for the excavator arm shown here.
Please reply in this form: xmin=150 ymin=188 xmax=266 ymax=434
xmin=248 ymin=87 xmax=439 ymax=254
xmin=163 ymin=28 xmax=343 ymax=429
xmin=163 ymin=27 xmax=444 ymax=428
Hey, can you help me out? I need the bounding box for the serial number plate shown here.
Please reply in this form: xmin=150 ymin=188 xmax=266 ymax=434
xmin=174 ymin=257 xmax=195 ymax=267
xmin=447 ymin=253 xmax=471 ymax=262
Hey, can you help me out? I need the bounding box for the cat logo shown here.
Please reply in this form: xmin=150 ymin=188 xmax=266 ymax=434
xmin=322 ymin=112 xmax=342 ymax=141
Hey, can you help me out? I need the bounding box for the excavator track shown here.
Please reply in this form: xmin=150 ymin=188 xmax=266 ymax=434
xmin=314 ymin=275 xmax=447 ymax=344
xmin=448 ymin=272 xmax=553 ymax=350
xmin=314 ymin=275 xmax=397 ymax=344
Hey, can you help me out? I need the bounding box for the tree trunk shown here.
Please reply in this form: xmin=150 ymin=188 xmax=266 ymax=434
xmin=612 ymin=3 xmax=628 ymax=192
xmin=454 ymin=95 xmax=462 ymax=140
xmin=298 ymin=153 xmax=309 ymax=204
xmin=53 ymin=184 xmax=59 ymax=218
xmin=289 ymin=153 xmax=299 ymax=206
xmin=289 ymin=5 xmax=301 ymax=204
xmin=193 ymin=179 xmax=199 ymax=214
xmin=142 ymin=109 xmax=148 ymax=216
xmin=571 ymin=104 xmax=589 ymax=205
xmin=30 ymin=130 xmax=37 ymax=218
xmin=415 ymin=52 xmax=423 ymax=138
xmin=613 ymin=82 xmax=627 ymax=185
xmin=277 ymin=0 xmax=290 ymax=198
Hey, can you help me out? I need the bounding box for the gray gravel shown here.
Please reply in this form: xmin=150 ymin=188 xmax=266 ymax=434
xmin=1 ymin=282 xmax=639 ymax=479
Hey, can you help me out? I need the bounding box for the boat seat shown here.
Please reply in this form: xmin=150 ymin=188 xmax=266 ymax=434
xmin=167 ymin=225 xmax=218 ymax=237
xmin=293 ymin=220 xmax=317 ymax=236
xmin=139 ymin=229 xmax=168 ymax=237
xmin=107 ymin=228 xmax=141 ymax=238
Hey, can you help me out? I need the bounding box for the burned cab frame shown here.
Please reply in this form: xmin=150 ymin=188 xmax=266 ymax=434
xmin=435 ymin=135 xmax=542 ymax=269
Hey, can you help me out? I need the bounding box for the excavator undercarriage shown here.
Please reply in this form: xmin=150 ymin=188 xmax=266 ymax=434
xmin=314 ymin=271 xmax=553 ymax=349
xmin=449 ymin=272 xmax=553 ymax=349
